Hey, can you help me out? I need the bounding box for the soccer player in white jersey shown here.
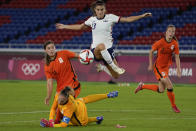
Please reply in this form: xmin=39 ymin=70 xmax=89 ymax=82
xmin=56 ymin=0 xmax=152 ymax=78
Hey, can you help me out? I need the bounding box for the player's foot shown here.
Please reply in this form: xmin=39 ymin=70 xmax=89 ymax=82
xmin=112 ymin=66 xmax=125 ymax=75
xmin=96 ymin=116 xmax=104 ymax=124
xmin=135 ymin=82 xmax=144 ymax=94
xmin=96 ymin=64 xmax=102 ymax=72
xmin=172 ymin=105 xmax=181 ymax=113
xmin=107 ymin=91 xmax=118 ymax=98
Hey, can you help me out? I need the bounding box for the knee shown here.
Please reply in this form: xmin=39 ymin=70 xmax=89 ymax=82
xmin=97 ymin=43 xmax=106 ymax=51
xmin=158 ymin=88 xmax=165 ymax=93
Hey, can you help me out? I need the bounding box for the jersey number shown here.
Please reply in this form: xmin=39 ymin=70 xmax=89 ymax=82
xmin=92 ymin=23 xmax=96 ymax=30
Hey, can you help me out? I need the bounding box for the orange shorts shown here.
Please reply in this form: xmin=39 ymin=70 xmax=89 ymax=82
xmin=153 ymin=64 xmax=169 ymax=81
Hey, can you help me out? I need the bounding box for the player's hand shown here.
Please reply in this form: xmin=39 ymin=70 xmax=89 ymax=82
xmin=148 ymin=64 xmax=153 ymax=71
xmin=44 ymin=96 xmax=50 ymax=106
xmin=142 ymin=13 xmax=152 ymax=18
xmin=177 ymin=68 xmax=181 ymax=78
xmin=40 ymin=118 xmax=54 ymax=127
xmin=56 ymin=23 xmax=66 ymax=29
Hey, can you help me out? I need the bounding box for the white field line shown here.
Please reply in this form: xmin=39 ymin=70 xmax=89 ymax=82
xmin=0 ymin=109 xmax=154 ymax=115
xmin=0 ymin=117 xmax=196 ymax=125
xmin=0 ymin=110 xmax=49 ymax=115
xmin=0 ymin=109 xmax=196 ymax=115
xmin=0 ymin=110 xmax=196 ymax=125
xmin=0 ymin=120 xmax=39 ymax=124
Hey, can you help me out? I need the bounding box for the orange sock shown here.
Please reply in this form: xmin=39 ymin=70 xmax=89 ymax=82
xmin=81 ymin=94 xmax=107 ymax=104
xmin=167 ymin=90 xmax=176 ymax=107
xmin=142 ymin=84 xmax=159 ymax=92
xmin=88 ymin=117 xmax=97 ymax=123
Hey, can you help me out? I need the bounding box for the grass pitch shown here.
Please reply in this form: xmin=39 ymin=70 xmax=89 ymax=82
xmin=0 ymin=80 xmax=196 ymax=131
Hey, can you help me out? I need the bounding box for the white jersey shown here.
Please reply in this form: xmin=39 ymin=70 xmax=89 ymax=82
xmin=84 ymin=14 xmax=120 ymax=49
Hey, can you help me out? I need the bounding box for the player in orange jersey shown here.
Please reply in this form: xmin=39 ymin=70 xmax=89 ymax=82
xmin=43 ymin=41 xmax=81 ymax=123
xmin=135 ymin=24 xmax=181 ymax=113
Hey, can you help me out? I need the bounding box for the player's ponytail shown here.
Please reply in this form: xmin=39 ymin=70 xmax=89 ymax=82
xmin=90 ymin=0 xmax=105 ymax=16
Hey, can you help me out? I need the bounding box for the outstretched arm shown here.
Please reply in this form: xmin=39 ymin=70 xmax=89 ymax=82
xmin=56 ymin=23 xmax=89 ymax=30
xmin=120 ymin=13 xmax=152 ymax=23
xmin=175 ymin=54 xmax=181 ymax=78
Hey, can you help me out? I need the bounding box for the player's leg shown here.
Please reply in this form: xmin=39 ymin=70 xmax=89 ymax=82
xmin=96 ymin=60 xmax=120 ymax=78
xmin=162 ymin=77 xmax=180 ymax=113
xmin=93 ymin=44 xmax=125 ymax=75
xmin=96 ymin=59 xmax=120 ymax=78
xmin=88 ymin=116 xmax=104 ymax=124
xmin=135 ymin=65 xmax=166 ymax=93
xmin=96 ymin=63 xmax=113 ymax=77
xmin=80 ymin=91 xmax=118 ymax=104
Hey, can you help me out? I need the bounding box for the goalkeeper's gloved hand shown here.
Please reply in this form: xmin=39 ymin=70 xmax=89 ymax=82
xmin=40 ymin=118 xmax=54 ymax=127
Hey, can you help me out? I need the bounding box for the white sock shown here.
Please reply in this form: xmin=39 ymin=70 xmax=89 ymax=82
xmin=100 ymin=49 xmax=118 ymax=69
xmin=99 ymin=64 xmax=112 ymax=76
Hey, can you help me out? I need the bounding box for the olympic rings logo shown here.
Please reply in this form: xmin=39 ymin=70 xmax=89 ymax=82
xmin=21 ymin=63 xmax=40 ymax=75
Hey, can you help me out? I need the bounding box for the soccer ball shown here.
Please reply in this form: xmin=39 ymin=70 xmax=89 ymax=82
xmin=79 ymin=49 xmax=94 ymax=65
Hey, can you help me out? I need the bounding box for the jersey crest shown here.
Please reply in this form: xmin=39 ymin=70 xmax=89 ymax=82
xmin=171 ymin=45 xmax=174 ymax=50
xmin=58 ymin=57 xmax=64 ymax=63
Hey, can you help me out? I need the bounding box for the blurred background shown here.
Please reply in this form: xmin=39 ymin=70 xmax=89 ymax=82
xmin=0 ymin=0 xmax=195 ymax=83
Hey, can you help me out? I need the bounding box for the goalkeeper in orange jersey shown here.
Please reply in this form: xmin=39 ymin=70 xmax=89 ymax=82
xmin=40 ymin=87 xmax=118 ymax=128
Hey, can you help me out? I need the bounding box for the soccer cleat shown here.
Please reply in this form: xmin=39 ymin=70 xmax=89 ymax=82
xmin=96 ymin=64 xmax=103 ymax=72
xmin=135 ymin=82 xmax=144 ymax=94
xmin=107 ymin=91 xmax=118 ymax=98
xmin=96 ymin=116 xmax=104 ymax=124
xmin=172 ymin=106 xmax=181 ymax=113
xmin=112 ymin=66 xmax=125 ymax=75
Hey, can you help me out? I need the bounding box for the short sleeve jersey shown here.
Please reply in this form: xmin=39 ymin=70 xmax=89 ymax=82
xmin=85 ymin=14 xmax=120 ymax=49
xmin=152 ymin=38 xmax=179 ymax=68
xmin=44 ymin=50 xmax=78 ymax=92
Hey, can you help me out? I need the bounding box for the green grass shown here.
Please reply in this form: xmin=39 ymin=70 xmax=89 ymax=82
xmin=0 ymin=80 xmax=196 ymax=131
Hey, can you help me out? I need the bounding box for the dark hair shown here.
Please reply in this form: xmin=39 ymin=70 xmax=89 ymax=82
xmin=44 ymin=40 xmax=55 ymax=66
xmin=166 ymin=24 xmax=178 ymax=41
xmin=59 ymin=86 xmax=70 ymax=104
xmin=59 ymin=86 xmax=70 ymax=105
xmin=90 ymin=0 xmax=106 ymax=16
xmin=44 ymin=40 xmax=54 ymax=50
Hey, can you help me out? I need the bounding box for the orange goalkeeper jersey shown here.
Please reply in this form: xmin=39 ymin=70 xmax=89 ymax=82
xmin=50 ymin=94 xmax=88 ymax=127
xmin=152 ymin=38 xmax=179 ymax=68
xmin=44 ymin=50 xmax=79 ymax=92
